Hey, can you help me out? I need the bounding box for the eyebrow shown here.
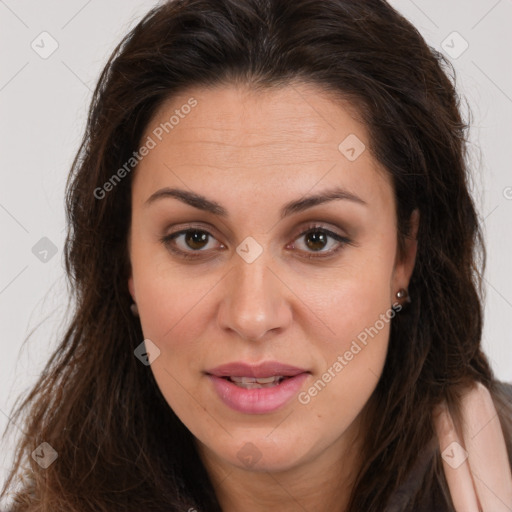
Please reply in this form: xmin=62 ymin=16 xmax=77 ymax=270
xmin=144 ymin=186 xmax=367 ymax=219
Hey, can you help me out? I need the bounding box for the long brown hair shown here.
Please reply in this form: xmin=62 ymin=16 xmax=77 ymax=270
xmin=2 ymin=0 xmax=511 ymax=510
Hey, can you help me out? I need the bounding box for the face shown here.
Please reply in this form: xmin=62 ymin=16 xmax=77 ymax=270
xmin=128 ymin=83 xmax=417 ymax=474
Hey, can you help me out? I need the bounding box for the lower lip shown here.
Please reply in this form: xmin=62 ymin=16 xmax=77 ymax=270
xmin=207 ymin=373 xmax=309 ymax=414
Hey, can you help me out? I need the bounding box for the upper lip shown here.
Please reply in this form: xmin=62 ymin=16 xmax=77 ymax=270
xmin=205 ymin=361 xmax=309 ymax=378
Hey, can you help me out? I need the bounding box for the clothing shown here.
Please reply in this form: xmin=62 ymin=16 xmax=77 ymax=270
xmin=384 ymin=381 xmax=512 ymax=512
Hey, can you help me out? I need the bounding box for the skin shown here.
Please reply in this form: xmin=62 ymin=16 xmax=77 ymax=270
xmin=128 ymin=82 xmax=418 ymax=512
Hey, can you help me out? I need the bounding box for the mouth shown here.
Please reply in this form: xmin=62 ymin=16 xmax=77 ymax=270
xmin=222 ymin=375 xmax=290 ymax=389
xmin=205 ymin=361 xmax=310 ymax=414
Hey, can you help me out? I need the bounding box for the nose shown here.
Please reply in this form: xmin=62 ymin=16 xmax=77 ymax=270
xmin=216 ymin=248 xmax=293 ymax=342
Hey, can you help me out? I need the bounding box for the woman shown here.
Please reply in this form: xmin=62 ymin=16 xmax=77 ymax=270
xmin=1 ymin=0 xmax=511 ymax=510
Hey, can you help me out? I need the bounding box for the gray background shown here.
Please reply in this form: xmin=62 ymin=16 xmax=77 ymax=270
xmin=1 ymin=0 xmax=511 ymax=490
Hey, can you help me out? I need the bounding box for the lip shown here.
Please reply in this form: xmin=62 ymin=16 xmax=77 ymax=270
xmin=205 ymin=361 xmax=308 ymax=378
xmin=205 ymin=361 xmax=310 ymax=414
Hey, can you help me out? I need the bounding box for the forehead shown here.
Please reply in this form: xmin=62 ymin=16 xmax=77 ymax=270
xmin=131 ymin=82 xmax=393 ymax=215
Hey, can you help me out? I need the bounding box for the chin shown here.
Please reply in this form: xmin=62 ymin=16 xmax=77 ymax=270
xmin=211 ymin=432 xmax=311 ymax=473
xmin=230 ymin=449 xmax=304 ymax=473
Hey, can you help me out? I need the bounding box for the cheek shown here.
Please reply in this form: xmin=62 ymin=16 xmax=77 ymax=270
xmin=293 ymin=275 xmax=394 ymax=454
xmin=295 ymin=239 xmax=395 ymax=415
xmin=302 ymin=280 xmax=392 ymax=411
xmin=131 ymin=234 xmax=217 ymax=343
xmin=138 ymin=273 xmax=212 ymax=341
xmin=301 ymin=234 xmax=396 ymax=352
xmin=134 ymin=266 xmax=215 ymax=433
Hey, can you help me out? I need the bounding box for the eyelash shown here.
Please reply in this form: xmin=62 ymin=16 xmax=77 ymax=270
xmin=159 ymin=223 xmax=353 ymax=261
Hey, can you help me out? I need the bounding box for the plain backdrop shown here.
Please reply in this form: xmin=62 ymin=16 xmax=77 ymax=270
xmin=1 ymin=0 xmax=511 ymax=490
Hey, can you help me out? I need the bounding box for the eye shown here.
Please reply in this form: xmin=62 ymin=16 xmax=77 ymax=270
xmin=160 ymin=223 xmax=353 ymax=261
xmin=288 ymin=223 xmax=353 ymax=259
xmin=160 ymin=228 xmax=223 ymax=260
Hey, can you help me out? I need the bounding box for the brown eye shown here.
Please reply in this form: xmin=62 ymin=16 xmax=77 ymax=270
xmin=183 ymin=230 xmax=209 ymax=250
xmin=304 ymin=230 xmax=329 ymax=251
xmin=161 ymin=229 xmax=222 ymax=260
xmin=291 ymin=225 xmax=353 ymax=259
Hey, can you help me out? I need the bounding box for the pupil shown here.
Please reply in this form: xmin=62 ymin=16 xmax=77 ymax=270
xmin=306 ymin=231 xmax=326 ymax=251
xmin=186 ymin=230 xmax=208 ymax=250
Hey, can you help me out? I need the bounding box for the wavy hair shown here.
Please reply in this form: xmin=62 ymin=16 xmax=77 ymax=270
xmin=2 ymin=0 xmax=511 ymax=510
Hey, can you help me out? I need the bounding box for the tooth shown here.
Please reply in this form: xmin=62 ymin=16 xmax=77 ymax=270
xmin=254 ymin=376 xmax=281 ymax=384
xmin=230 ymin=376 xmax=283 ymax=384
xmin=230 ymin=376 xmax=255 ymax=383
xmin=236 ymin=381 xmax=279 ymax=389
xmin=241 ymin=377 xmax=258 ymax=384
xmin=242 ymin=382 xmax=264 ymax=389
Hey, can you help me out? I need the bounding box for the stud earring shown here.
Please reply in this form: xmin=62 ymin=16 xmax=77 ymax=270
xmin=130 ymin=303 xmax=139 ymax=317
xmin=396 ymin=288 xmax=411 ymax=303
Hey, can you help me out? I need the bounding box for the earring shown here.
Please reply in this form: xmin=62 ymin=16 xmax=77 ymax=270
xmin=396 ymin=288 xmax=411 ymax=303
xmin=130 ymin=303 xmax=139 ymax=317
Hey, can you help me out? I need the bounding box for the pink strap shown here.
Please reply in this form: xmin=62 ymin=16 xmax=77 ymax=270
xmin=434 ymin=382 xmax=512 ymax=511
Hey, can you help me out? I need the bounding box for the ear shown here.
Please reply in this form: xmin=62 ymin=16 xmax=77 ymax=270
xmin=392 ymin=208 xmax=419 ymax=295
